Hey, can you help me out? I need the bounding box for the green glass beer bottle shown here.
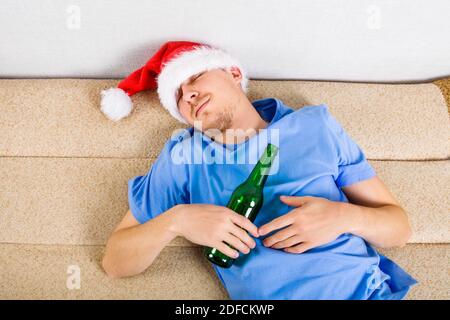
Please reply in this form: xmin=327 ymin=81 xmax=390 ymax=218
xmin=203 ymin=143 xmax=279 ymax=268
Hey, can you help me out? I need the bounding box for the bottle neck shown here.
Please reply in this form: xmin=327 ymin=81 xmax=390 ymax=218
xmin=248 ymin=163 xmax=269 ymax=187
xmin=247 ymin=143 xmax=278 ymax=188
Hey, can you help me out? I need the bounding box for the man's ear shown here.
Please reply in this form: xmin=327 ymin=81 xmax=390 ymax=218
xmin=228 ymin=66 xmax=242 ymax=85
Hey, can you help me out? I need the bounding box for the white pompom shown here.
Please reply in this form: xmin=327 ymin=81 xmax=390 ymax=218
xmin=100 ymin=88 xmax=133 ymax=121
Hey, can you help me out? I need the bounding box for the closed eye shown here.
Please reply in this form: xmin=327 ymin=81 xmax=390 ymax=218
xmin=195 ymin=72 xmax=204 ymax=80
xmin=177 ymin=72 xmax=205 ymax=104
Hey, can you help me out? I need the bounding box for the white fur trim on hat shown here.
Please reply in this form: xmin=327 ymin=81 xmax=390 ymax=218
xmin=157 ymin=45 xmax=249 ymax=123
xmin=100 ymin=88 xmax=133 ymax=122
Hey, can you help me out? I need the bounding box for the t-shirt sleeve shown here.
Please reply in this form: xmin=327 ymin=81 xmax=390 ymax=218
xmin=319 ymin=104 xmax=377 ymax=188
xmin=127 ymin=139 xmax=189 ymax=224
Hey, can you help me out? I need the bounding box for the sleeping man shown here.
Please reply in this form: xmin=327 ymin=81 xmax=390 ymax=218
xmin=101 ymin=41 xmax=417 ymax=299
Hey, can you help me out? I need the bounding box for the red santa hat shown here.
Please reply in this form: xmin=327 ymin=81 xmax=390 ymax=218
xmin=100 ymin=40 xmax=249 ymax=123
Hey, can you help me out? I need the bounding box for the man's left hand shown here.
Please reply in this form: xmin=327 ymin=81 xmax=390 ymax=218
xmin=258 ymin=196 xmax=350 ymax=254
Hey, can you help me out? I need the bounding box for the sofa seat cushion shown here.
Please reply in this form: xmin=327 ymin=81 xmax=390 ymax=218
xmin=0 ymin=243 xmax=447 ymax=300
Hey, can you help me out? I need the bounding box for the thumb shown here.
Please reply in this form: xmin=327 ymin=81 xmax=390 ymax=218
xmin=279 ymin=195 xmax=313 ymax=207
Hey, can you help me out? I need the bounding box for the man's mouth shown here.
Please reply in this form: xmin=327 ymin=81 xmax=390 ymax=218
xmin=195 ymin=99 xmax=209 ymax=117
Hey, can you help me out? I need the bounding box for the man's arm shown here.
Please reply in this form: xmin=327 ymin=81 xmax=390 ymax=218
xmin=102 ymin=204 xmax=259 ymax=279
xmin=341 ymin=176 xmax=412 ymax=248
xmin=258 ymin=176 xmax=413 ymax=253
xmin=102 ymin=207 xmax=180 ymax=279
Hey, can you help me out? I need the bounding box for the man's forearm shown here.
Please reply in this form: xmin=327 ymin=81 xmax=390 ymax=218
xmin=103 ymin=206 xmax=180 ymax=278
xmin=340 ymin=202 xmax=412 ymax=248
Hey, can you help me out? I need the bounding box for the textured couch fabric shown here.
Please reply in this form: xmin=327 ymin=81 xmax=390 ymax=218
xmin=0 ymin=79 xmax=449 ymax=299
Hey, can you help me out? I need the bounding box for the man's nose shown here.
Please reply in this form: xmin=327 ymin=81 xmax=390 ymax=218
xmin=181 ymin=86 xmax=199 ymax=105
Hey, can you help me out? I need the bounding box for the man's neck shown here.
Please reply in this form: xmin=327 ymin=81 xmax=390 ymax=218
xmin=211 ymin=101 xmax=268 ymax=145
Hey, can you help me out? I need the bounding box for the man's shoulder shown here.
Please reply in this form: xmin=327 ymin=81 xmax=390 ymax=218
xmin=295 ymin=103 xmax=329 ymax=116
xmin=157 ymin=127 xmax=198 ymax=166
xmin=277 ymin=102 xmax=330 ymax=125
xmin=164 ymin=127 xmax=196 ymax=148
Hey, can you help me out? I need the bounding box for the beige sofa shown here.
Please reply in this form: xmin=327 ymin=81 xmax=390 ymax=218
xmin=0 ymin=78 xmax=449 ymax=299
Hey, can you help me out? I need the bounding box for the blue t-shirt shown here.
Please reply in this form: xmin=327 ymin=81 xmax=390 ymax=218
xmin=128 ymin=98 xmax=417 ymax=300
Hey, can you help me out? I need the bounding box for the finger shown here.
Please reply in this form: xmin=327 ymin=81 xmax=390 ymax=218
xmin=215 ymin=241 xmax=240 ymax=259
xmin=229 ymin=212 xmax=259 ymax=238
xmin=263 ymin=226 xmax=297 ymax=247
xmin=284 ymin=242 xmax=315 ymax=254
xmin=279 ymin=195 xmax=313 ymax=207
xmin=223 ymin=233 xmax=251 ymax=255
xmin=258 ymin=212 xmax=295 ymax=236
xmin=229 ymin=224 xmax=256 ymax=249
xmin=271 ymin=235 xmax=303 ymax=249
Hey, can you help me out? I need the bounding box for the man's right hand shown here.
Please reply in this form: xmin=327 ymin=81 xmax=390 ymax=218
xmin=170 ymin=204 xmax=259 ymax=258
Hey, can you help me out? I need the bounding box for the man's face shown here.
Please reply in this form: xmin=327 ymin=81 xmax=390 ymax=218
xmin=176 ymin=67 xmax=243 ymax=131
